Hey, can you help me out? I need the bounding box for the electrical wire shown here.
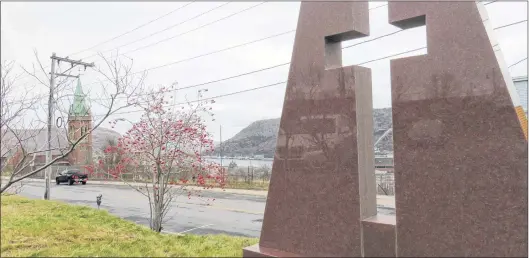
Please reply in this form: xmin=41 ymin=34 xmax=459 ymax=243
xmin=8 ymin=49 xmax=527 ymax=114
xmin=121 ymin=2 xmax=266 ymax=56
xmin=369 ymin=4 xmax=388 ymax=10
xmin=493 ymin=20 xmax=527 ymax=30
xmin=80 ymin=2 xmax=231 ymax=60
xmin=139 ymin=30 xmax=293 ymax=74
xmin=99 ymin=18 xmax=528 ymax=86
xmin=80 ymin=16 xmax=527 ymax=94
xmin=78 ymin=30 xmax=295 ymax=89
xmin=509 ymin=57 xmax=527 ymax=68
xmin=342 ymin=29 xmax=405 ymax=50
xmin=14 ymin=1 xmax=522 ymax=83
xmin=77 ymin=28 xmax=417 ymax=89
xmin=14 ymin=1 xmax=227 ymax=81
xmin=8 ymin=18 xmax=528 ymax=105
xmin=484 ymin=0 xmax=499 ymax=6
xmin=93 ymin=46 xmax=429 ymax=117
xmin=82 ymin=2 xmax=382 ymax=64
xmin=95 ymin=46 xmax=528 ymax=118
xmin=68 ymin=2 xmax=196 ymax=57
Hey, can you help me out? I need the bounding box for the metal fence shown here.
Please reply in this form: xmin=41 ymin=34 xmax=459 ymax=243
xmin=2 ymin=164 xmax=72 ymax=179
xmin=2 ymin=163 xmax=394 ymax=194
xmin=375 ymin=172 xmax=395 ymax=196
xmin=223 ymin=165 xmax=271 ymax=189
xmin=86 ymin=165 xmax=272 ymax=190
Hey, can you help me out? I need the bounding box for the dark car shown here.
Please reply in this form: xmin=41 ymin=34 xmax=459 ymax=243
xmin=55 ymin=169 xmax=88 ymax=185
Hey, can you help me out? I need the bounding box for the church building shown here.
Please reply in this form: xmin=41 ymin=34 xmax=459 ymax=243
xmin=2 ymin=79 xmax=94 ymax=170
xmin=68 ymin=78 xmax=93 ymax=165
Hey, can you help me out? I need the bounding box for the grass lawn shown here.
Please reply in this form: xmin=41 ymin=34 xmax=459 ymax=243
xmin=1 ymin=195 xmax=258 ymax=257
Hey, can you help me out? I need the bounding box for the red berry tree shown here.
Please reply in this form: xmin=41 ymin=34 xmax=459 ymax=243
xmin=96 ymin=86 xmax=225 ymax=232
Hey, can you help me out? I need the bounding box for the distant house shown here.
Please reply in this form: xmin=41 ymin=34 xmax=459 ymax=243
xmin=513 ymin=76 xmax=528 ymax=117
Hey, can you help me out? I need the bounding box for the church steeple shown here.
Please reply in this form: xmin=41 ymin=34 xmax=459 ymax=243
xmin=67 ymin=78 xmax=93 ymax=166
xmin=69 ymin=79 xmax=90 ymax=117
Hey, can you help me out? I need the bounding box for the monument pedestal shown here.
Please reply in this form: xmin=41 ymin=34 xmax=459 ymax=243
xmin=361 ymin=215 xmax=397 ymax=257
xmin=243 ymin=245 xmax=302 ymax=258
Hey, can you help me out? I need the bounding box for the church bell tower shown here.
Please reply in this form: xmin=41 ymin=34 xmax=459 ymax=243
xmin=68 ymin=79 xmax=92 ymax=165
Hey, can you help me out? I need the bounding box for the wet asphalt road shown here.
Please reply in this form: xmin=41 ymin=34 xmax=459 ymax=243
xmin=16 ymin=182 xmax=395 ymax=237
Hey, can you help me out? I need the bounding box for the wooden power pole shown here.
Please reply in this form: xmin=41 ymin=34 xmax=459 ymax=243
xmin=44 ymin=53 xmax=94 ymax=200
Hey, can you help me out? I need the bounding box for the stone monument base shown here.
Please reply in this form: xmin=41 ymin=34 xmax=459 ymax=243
xmin=243 ymin=245 xmax=302 ymax=257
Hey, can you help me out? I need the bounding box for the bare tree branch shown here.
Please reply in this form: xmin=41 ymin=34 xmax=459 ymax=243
xmin=0 ymin=52 xmax=145 ymax=194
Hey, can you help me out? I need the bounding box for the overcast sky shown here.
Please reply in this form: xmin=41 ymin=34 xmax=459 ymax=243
xmin=2 ymin=1 xmax=527 ymax=141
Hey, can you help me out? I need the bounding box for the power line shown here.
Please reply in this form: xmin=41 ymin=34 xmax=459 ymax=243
xmin=141 ymin=30 xmax=293 ymax=73
xmin=173 ymin=47 xmax=427 ymax=106
xmin=83 ymin=27 xmax=404 ymax=88
xmin=16 ymin=1 xmax=226 ymax=81
xmin=83 ymin=17 xmax=526 ymax=89
xmin=173 ymin=81 xmax=287 ymax=106
xmin=90 ymin=2 xmax=387 ymax=63
xmin=80 ymin=2 xmax=230 ymax=60
xmin=79 ymin=3 xmax=397 ymax=86
xmin=123 ymin=2 xmax=266 ymax=55
xmin=94 ymin=46 xmax=429 ymax=117
xmin=79 ymin=29 xmax=294 ymax=89
xmin=484 ymin=0 xmax=499 ymax=5
xmin=357 ymin=46 xmax=426 ymax=65
xmin=98 ymin=46 xmax=528 ymax=118
xmin=9 ymin=48 xmax=527 ymax=114
xmin=59 ymin=52 xmax=529 ymax=109
xmin=81 ymin=28 xmax=413 ymax=90
xmin=13 ymin=61 xmax=291 ymax=106
xmin=493 ymin=20 xmax=527 ymax=30
xmin=369 ymin=4 xmax=388 ymax=10
xmin=118 ymin=18 xmax=528 ymax=78
xmin=509 ymin=57 xmax=527 ymax=68
xmin=170 ymin=62 xmax=290 ymax=91
xmin=68 ymin=2 xmax=196 ymax=57
xmin=13 ymin=2 xmax=198 ymax=82
xmin=83 ymin=2 xmax=265 ymax=63
xmin=14 ymin=3 xmax=525 ymax=84
xmin=93 ymin=2 xmax=524 ymax=62
xmin=9 ymin=18 xmax=528 ymax=105
xmin=343 ymin=29 xmax=405 ymax=49
xmin=97 ymin=81 xmax=286 ymax=117
xmin=344 ymin=18 xmax=527 ymax=51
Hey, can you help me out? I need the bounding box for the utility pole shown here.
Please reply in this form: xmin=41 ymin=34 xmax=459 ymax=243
xmin=44 ymin=53 xmax=94 ymax=200
xmin=44 ymin=53 xmax=56 ymax=200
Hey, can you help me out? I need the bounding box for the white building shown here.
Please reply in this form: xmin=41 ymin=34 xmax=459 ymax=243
xmin=513 ymin=76 xmax=528 ymax=117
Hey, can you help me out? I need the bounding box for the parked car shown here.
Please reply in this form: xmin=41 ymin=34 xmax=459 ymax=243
xmin=55 ymin=169 xmax=88 ymax=185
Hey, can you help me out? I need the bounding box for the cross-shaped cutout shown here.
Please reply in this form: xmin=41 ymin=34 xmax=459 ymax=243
xmin=323 ymin=4 xmax=428 ymax=214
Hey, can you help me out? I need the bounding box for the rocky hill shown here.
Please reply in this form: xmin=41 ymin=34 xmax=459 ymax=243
xmin=214 ymin=108 xmax=393 ymax=158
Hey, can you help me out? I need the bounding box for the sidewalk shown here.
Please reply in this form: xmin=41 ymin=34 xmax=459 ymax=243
xmin=1 ymin=177 xmax=395 ymax=208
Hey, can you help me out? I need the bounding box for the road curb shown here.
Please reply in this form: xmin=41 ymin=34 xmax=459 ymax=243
xmin=1 ymin=177 xmax=396 ymax=208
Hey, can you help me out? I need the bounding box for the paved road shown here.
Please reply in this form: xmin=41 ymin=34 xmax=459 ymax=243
xmin=16 ymin=182 xmax=395 ymax=237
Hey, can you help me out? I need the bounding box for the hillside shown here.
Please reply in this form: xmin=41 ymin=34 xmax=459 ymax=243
xmin=214 ymin=108 xmax=393 ymax=158
xmin=92 ymin=127 xmax=122 ymax=151
xmin=1 ymin=126 xmax=121 ymax=158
